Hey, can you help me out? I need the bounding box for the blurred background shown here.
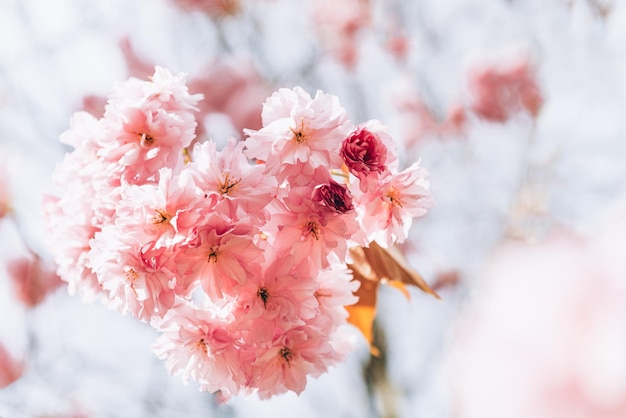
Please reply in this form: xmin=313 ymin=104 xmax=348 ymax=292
xmin=1 ymin=0 xmax=626 ymax=416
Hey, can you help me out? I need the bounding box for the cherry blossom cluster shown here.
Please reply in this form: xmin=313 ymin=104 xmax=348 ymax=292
xmin=43 ymin=67 xmax=433 ymax=399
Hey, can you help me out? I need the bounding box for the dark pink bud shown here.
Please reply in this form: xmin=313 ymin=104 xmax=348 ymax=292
xmin=340 ymin=127 xmax=388 ymax=177
xmin=314 ymin=181 xmax=354 ymax=213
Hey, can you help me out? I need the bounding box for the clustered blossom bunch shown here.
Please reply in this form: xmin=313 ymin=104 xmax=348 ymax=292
xmin=43 ymin=67 xmax=433 ymax=399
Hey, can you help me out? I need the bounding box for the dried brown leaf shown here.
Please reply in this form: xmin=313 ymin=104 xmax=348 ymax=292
xmin=346 ymin=242 xmax=439 ymax=353
xmin=345 ymin=272 xmax=380 ymax=356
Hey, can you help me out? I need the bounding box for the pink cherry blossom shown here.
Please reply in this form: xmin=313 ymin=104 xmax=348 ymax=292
xmin=88 ymin=226 xmax=176 ymax=321
xmin=233 ymin=256 xmax=319 ymax=341
xmin=267 ymin=189 xmax=365 ymax=269
xmin=355 ymin=162 xmax=433 ymax=247
xmin=251 ymin=326 xmax=339 ymax=399
xmin=114 ymin=167 xmax=207 ymax=244
xmin=105 ymin=66 xmax=201 ymax=115
xmin=184 ymin=138 xmax=276 ymax=225
xmin=244 ymin=87 xmax=352 ymax=181
xmin=341 ymin=119 xmax=398 ymax=191
xmin=98 ymin=106 xmax=196 ymax=184
xmin=174 ymin=214 xmax=264 ymax=300
xmin=152 ymin=303 xmax=250 ymax=398
xmin=312 ymin=262 xmax=359 ymax=326
xmin=42 ymin=195 xmax=102 ymax=301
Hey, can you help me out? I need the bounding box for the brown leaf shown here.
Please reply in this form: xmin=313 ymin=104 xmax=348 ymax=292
xmin=351 ymin=242 xmax=441 ymax=300
xmin=345 ymin=269 xmax=380 ymax=356
xmin=346 ymin=242 xmax=439 ymax=354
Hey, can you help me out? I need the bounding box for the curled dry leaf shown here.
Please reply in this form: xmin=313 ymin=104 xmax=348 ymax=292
xmin=346 ymin=242 xmax=440 ymax=354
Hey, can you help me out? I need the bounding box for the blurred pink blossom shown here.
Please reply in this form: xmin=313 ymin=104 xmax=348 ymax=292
xmin=0 ymin=342 xmax=23 ymax=388
xmin=311 ymin=0 xmax=370 ymax=68
xmin=391 ymin=85 xmax=467 ymax=147
xmin=6 ymin=250 xmax=63 ymax=308
xmin=452 ymin=224 xmax=626 ymax=418
xmin=466 ymin=56 xmax=543 ymax=122
xmin=187 ymin=60 xmax=272 ymax=136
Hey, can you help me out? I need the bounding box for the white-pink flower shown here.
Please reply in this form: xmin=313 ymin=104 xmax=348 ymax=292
xmin=105 ymin=66 xmax=201 ymax=115
xmin=174 ymin=214 xmax=264 ymax=300
xmin=152 ymin=303 xmax=250 ymax=398
xmin=88 ymin=226 xmax=176 ymax=321
xmin=244 ymin=87 xmax=352 ymax=180
xmin=233 ymin=256 xmax=319 ymax=341
xmin=98 ymin=106 xmax=196 ymax=184
xmin=42 ymin=195 xmax=102 ymax=301
xmin=251 ymin=326 xmax=338 ymax=399
xmin=184 ymin=138 xmax=277 ymax=225
xmin=355 ymin=161 xmax=433 ymax=247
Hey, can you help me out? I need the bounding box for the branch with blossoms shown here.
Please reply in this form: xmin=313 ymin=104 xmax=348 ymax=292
xmin=43 ymin=67 xmax=434 ymax=400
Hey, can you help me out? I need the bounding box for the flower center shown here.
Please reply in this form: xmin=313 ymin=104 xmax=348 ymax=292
xmin=384 ymin=186 xmax=403 ymax=208
xmin=290 ymin=118 xmax=309 ymax=144
xmin=218 ymin=173 xmax=241 ymax=195
xmin=139 ymin=132 xmax=155 ymax=148
xmin=257 ymin=286 xmax=270 ymax=308
xmin=125 ymin=267 xmax=139 ymax=288
xmin=151 ymin=209 xmax=171 ymax=225
xmin=196 ymin=338 xmax=208 ymax=354
xmin=207 ymin=246 xmax=219 ymax=263
xmin=304 ymin=220 xmax=320 ymax=240
xmin=279 ymin=347 xmax=294 ymax=367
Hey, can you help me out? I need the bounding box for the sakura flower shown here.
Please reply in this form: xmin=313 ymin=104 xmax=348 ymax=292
xmin=42 ymin=195 xmax=102 ymax=301
xmin=251 ymin=326 xmax=339 ymax=399
xmin=114 ymin=167 xmax=208 ymax=244
xmin=98 ymin=106 xmax=196 ymax=183
xmin=244 ymin=87 xmax=352 ymax=180
xmin=153 ymin=303 xmax=250 ymax=398
xmin=233 ymin=257 xmax=319 ymax=341
xmin=88 ymin=226 xmax=176 ymax=321
xmin=312 ymin=262 xmax=359 ymax=326
xmin=267 ymin=190 xmax=364 ymax=269
xmin=105 ymin=66 xmax=201 ymax=114
xmin=174 ymin=214 xmax=264 ymax=300
xmin=355 ymin=162 xmax=433 ymax=247
xmin=184 ymin=138 xmax=276 ymax=224
xmin=340 ymin=119 xmax=398 ymax=192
